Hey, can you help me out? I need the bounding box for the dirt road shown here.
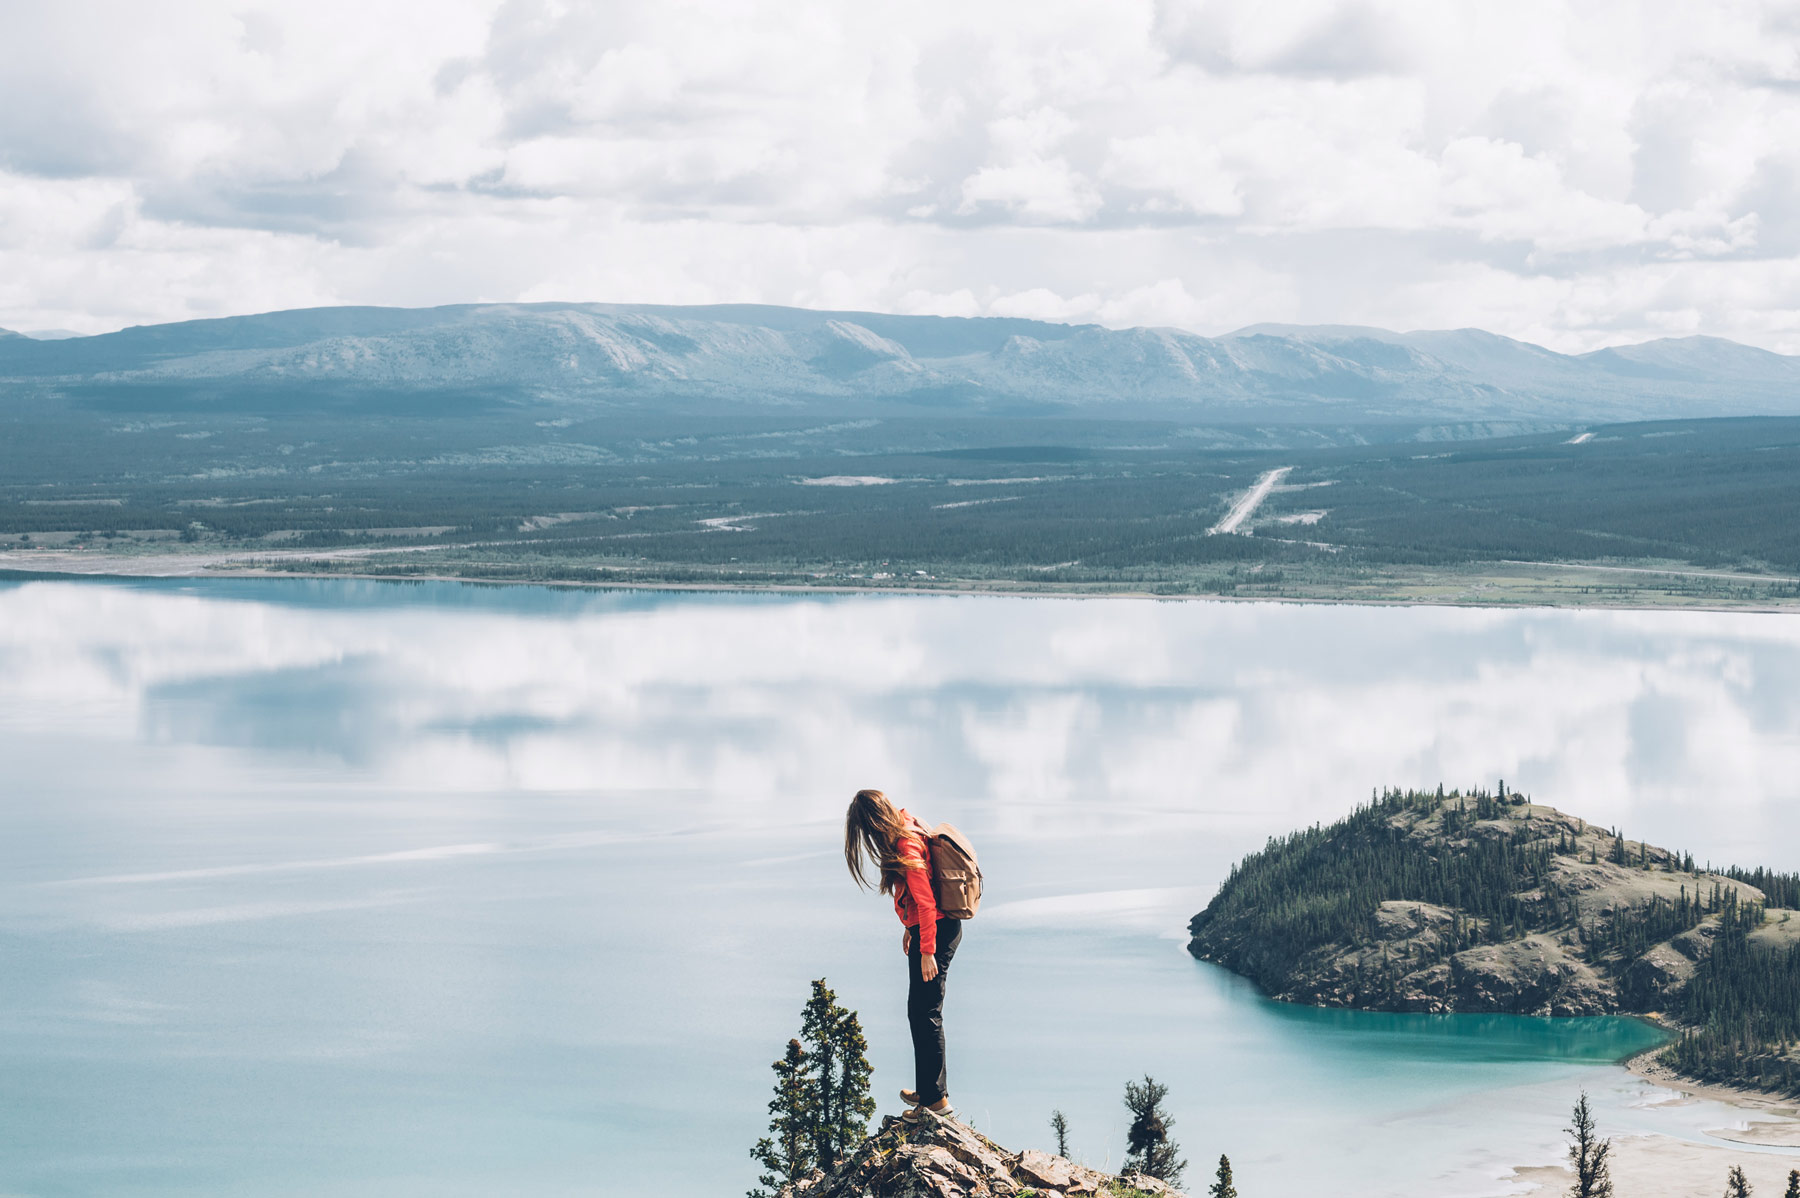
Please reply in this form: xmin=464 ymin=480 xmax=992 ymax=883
xmin=1209 ymin=466 xmax=1292 ymax=535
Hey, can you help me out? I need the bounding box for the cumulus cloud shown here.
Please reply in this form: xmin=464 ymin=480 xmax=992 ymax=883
xmin=0 ymin=1 xmax=1797 ymax=350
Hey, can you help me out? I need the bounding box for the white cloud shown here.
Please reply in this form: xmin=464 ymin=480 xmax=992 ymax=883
xmin=1103 ymin=130 xmax=1243 ymax=217
xmin=0 ymin=1 xmax=1798 ymax=350
xmin=958 ymin=158 xmax=1103 ymax=224
xmin=1436 ymin=136 xmax=1654 ymax=252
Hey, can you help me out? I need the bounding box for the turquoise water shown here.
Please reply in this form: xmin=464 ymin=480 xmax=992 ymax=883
xmin=2 ymin=578 xmax=1798 ymax=1196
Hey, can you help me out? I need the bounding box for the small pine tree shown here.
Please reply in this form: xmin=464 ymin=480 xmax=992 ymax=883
xmin=1725 ymin=1164 xmax=1752 ymax=1198
xmin=1049 ymin=1109 xmax=1071 ymax=1159
xmin=799 ymin=978 xmax=875 ymax=1173
xmin=1565 ymin=1092 xmax=1613 ymax=1198
xmin=750 ymin=980 xmax=876 ymax=1194
xmin=827 ymin=998 xmax=876 ymax=1165
xmin=1209 ymin=1153 xmax=1238 ymax=1198
xmin=1783 ymin=1167 xmax=1798 ymax=1198
xmin=1122 ymin=1075 xmax=1187 ymax=1187
xmin=748 ymin=1039 xmax=814 ymax=1198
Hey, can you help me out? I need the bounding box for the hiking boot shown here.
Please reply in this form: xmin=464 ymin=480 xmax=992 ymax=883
xmin=902 ymin=1098 xmax=955 ymax=1124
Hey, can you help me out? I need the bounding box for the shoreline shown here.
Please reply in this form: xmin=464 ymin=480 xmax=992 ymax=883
xmin=1503 ymin=1046 xmax=1800 ymax=1197
xmin=1624 ymin=1046 xmax=1800 ymax=1119
xmin=6 ymin=550 xmax=1800 ymax=615
xmin=1506 ymin=1133 xmax=1800 ymax=1198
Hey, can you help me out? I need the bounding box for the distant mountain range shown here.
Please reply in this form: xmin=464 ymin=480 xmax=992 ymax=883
xmin=4 ymin=302 xmax=1798 ymax=423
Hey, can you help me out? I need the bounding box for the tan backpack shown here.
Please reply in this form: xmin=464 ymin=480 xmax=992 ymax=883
xmin=926 ymin=823 xmax=983 ymax=920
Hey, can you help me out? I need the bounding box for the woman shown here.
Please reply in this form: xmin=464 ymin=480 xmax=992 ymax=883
xmin=843 ymin=788 xmax=963 ymax=1122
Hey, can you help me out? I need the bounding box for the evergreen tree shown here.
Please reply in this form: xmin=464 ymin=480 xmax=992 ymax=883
xmin=1565 ymin=1092 xmax=1613 ymax=1198
xmin=1725 ymin=1164 xmax=1752 ymax=1198
xmin=1122 ymin=1075 xmax=1187 ymax=1187
xmin=1050 ymin=1109 xmax=1071 ymax=1158
xmin=826 ymin=998 xmax=876 ymax=1166
xmin=748 ymin=1039 xmax=814 ymax=1198
xmin=799 ymin=978 xmax=875 ymax=1173
xmin=1783 ymin=1168 xmax=1798 ymax=1198
xmin=1208 ymin=1154 xmax=1238 ymax=1198
xmin=749 ymin=980 xmax=876 ymax=1195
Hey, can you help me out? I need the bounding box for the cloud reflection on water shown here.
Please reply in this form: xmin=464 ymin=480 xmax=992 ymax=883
xmin=2 ymin=580 xmax=1799 ymax=861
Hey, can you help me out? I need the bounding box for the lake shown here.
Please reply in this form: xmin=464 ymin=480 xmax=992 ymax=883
xmin=3 ymin=577 xmax=1799 ymax=1196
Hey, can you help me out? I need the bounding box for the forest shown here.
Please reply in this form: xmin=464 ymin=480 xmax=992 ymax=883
xmin=4 ymin=387 xmax=1800 ymax=599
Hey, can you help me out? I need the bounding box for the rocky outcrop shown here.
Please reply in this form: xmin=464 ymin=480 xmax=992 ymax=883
xmin=1266 ymin=927 xmax=1620 ymax=1016
xmin=782 ymin=1113 xmax=1185 ymax=1198
xmin=1188 ymin=792 xmax=1784 ymax=1019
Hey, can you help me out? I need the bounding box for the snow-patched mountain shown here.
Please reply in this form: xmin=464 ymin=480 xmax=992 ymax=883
xmin=2 ymin=302 xmax=1796 ymax=423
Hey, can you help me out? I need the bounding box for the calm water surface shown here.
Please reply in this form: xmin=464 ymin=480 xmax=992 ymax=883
xmin=3 ymin=578 xmax=1799 ymax=1196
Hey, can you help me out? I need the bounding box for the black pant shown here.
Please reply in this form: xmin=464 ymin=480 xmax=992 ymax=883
xmin=906 ymin=917 xmax=963 ymax=1105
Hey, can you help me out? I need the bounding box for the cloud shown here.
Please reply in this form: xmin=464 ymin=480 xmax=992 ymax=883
xmin=0 ymin=1 xmax=1798 ymax=350
xmin=1102 ymin=130 xmax=1243 ymax=217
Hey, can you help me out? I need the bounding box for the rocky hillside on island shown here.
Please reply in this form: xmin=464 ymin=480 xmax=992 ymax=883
xmin=778 ymin=1113 xmax=1185 ymax=1198
xmin=1188 ymin=788 xmax=1800 ymax=1095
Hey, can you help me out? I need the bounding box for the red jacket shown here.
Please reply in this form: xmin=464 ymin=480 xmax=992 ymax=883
xmin=892 ymin=809 xmax=941 ymax=955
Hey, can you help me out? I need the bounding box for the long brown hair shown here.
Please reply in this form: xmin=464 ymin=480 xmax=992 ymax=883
xmin=844 ymin=788 xmax=910 ymax=896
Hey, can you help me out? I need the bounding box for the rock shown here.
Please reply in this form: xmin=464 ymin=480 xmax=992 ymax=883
xmin=784 ymin=1113 xmax=1186 ymax=1198
xmin=1619 ymin=942 xmax=1697 ymax=1009
xmin=1012 ymin=1149 xmax=1077 ymax=1190
xmin=1445 ymin=935 xmax=1616 ymax=1015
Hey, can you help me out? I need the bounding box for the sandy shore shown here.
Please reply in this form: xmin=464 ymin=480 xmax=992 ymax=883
xmin=0 ymin=545 xmax=448 ymax=578
xmin=1504 ymin=1060 xmax=1800 ymax=1197
xmin=1507 ymin=1133 xmax=1800 ymax=1197
xmin=1626 ymin=1051 xmax=1800 ymax=1124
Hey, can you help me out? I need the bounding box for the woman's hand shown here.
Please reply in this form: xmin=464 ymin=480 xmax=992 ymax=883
xmin=919 ymin=953 xmax=939 ymax=982
xmin=902 ymin=930 xmax=912 ymax=955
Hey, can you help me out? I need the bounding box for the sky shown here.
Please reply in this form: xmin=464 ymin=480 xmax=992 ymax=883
xmin=1 ymin=1 xmax=1798 ymax=351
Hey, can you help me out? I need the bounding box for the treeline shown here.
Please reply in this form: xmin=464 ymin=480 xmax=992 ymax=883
xmin=9 ymin=406 xmax=1800 ymax=577
xmin=1665 ymin=891 xmax=1800 ymax=1094
xmin=1720 ymin=866 xmax=1800 ymax=910
xmin=1306 ymin=419 xmax=1800 ymax=572
xmin=1188 ymin=788 xmax=1559 ymax=988
xmin=1583 ymin=888 xmax=1708 ymax=961
xmin=1577 ymin=877 xmax=1776 ymax=964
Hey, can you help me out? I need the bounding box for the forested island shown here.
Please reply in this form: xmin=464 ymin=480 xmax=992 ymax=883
xmin=1188 ymin=788 xmax=1800 ymax=1095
